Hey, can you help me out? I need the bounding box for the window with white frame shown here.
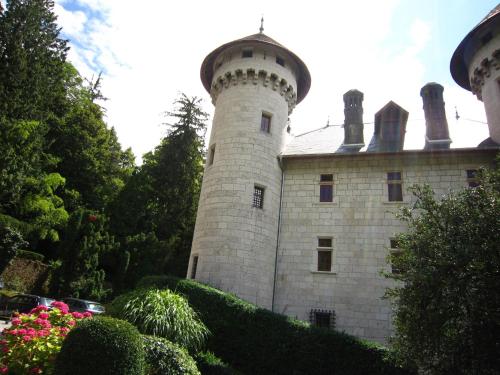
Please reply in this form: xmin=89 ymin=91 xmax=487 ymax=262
xmin=317 ymin=237 xmax=333 ymax=272
xmin=319 ymin=174 xmax=333 ymax=202
xmin=387 ymin=171 xmax=403 ymax=202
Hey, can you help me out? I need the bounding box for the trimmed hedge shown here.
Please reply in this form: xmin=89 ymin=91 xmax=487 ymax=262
xmin=54 ymin=316 xmax=145 ymax=375
xmin=195 ymin=351 xmax=241 ymax=375
xmin=16 ymin=249 xmax=45 ymax=262
xmin=142 ymin=335 xmax=200 ymax=375
xmin=135 ymin=275 xmax=412 ymax=375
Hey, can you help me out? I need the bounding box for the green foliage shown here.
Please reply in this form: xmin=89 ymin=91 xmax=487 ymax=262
xmin=142 ymin=335 xmax=200 ymax=375
xmin=136 ymin=275 xmax=410 ymax=375
xmin=115 ymin=288 xmax=209 ymax=351
xmin=54 ymin=316 xmax=145 ymax=375
xmin=54 ymin=209 xmax=116 ymax=300
xmin=16 ymin=249 xmax=45 ymax=262
xmin=386 ymin=161 xmax=500 ymax=375
xmin=0 ymin=222 xmax=27 ymax=272
xmin=195 ymin=351 xmax=240 ymax=375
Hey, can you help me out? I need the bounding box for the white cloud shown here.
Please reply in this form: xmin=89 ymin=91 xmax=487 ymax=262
xmin=52 ymin=0 xmax=489 ymax=162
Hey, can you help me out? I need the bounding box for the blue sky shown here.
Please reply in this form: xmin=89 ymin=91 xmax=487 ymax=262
xmin=5 ymin=0 xmax=497 ymax=161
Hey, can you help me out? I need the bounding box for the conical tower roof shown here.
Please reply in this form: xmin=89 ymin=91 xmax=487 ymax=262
xmin=200 ymin=32 xmax=311 ymax=103
xmin=450 ymin=4 xmax=500 ymax=91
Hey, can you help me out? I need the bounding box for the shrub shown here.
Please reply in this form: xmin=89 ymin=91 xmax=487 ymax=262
xmin=142 ymin=335 xmax=200 ymax=375
xmin=119 ymin=288 xmax=209 ymax=351
xmin=137 ymin=275 xmax=411 ymax=375
xmin=16 ymin=249 xmax=45 ymax=262
xmin=195 ymin=351 xmax=240 ymax=375
xmin=54 ymin=316 xmax=145 ymax=375
xmin=0 ymin=301 xmax=90 ymax=374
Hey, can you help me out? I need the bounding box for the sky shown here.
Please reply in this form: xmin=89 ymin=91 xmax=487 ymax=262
xmin=8 ymin=0 xmax=500 ymax=162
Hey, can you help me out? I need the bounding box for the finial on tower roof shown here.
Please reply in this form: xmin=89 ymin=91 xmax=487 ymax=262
xmin=259 ymin=16 xmax=264 ymax=33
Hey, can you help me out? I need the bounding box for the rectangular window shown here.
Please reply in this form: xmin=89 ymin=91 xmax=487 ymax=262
xmin=319 ymin=174 xmax=333 ymax=202
xmin=387 ymin=171 xmax=403 ymax=202
xmin=317 ymin=237 xmax=332 ymax=272
xmin=208 ymin=144 xmax=215 ymax=166
xmin=390 ymin=239 xmax=401 ymax=274
xmin=242 ymin=49 xmax=253 ymax=58
xmin=276 ymin=56 xmax=285 ymax=67
xmin=261 ymin=113 xmax=271 ymax=133
xmin=252 ymin=186 xmax=264 ymax=209
xmin=190 ymin=256 xmax=198 ymax=279
xmin=309 ymin=309 xmax=335 ymax=329
xmin=466 ymin=169 xmax=479 ymax=187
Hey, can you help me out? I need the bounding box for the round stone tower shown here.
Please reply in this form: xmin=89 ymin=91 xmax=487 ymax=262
xmin=187 ymin=28 xmax=310 ymax=309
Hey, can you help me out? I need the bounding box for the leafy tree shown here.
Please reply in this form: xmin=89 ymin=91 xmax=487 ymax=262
xmin=386 ymin=160 xmax=500 ymax=374
xmin=54 ymin=209 xmax=118 ymax=300
xmin=0 ymin=222 xmax=28 ymax=272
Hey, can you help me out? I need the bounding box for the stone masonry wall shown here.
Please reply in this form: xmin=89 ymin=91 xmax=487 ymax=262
xmin=274 ymin=150 xmax=496 ymax=343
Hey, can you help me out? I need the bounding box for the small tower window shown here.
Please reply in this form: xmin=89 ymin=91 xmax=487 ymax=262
xmin=387 ymin=171 xmax=403 ymax=202
xmin=252 ymin=186 xmax=265 ymax=209
xmin=208 ymin=144 xmax=216 ymax=166
xmin=190 ymin=255 xmax=199 ymax=279
xmin=261 ymin=113 xmax=271 ymax=133
xmin=242 ymin=49 xmax=253 ymax=58
xmin=276 ymin=56 xmax=285 ymax=67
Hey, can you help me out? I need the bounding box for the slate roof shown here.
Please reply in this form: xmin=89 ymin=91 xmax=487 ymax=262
xmin=200 ymin=32 xmax=311 ymax=103
xmin=450 ymin=4 xmax=500 ymax=91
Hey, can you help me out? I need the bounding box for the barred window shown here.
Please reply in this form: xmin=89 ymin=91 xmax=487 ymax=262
xmin=466 ymin=169 xmax=479 ymax=187
xmin=252 ymin=186 xmax=264 ymax=209
xmin=317 ymin=237 xmax=333 ymax=272
xmin=387 ymin=171 xmax=403 ymax=202
xmin=319 ymin=174 xmax=333 ymax=202
xmin=309 ymin=309 xmax=335 ymax=329
xmin=261 ymin=113 xmax=271 ymax=133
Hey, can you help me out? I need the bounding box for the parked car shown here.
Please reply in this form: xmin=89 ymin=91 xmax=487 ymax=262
xmin=0 ymin=294 xmax=55 ymax=320
xmin=62 ymin=298 xmax=105 ymax=315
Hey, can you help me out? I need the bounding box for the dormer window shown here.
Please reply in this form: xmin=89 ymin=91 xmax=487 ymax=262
xmin=276 ymin=56 xmax=285 ymax=67
xmin=242 ymin=49 xmax=253 ymax=58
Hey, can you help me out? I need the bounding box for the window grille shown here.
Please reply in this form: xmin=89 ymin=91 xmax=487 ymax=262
xmin=253 ymin=186 xmax=264 ymax=209
xmin=309 ymin=309 xmax=336 ymax=329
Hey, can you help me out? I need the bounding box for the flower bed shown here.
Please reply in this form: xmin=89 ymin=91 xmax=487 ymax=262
xmin=0 ymin=301 xmax=91 ymax=374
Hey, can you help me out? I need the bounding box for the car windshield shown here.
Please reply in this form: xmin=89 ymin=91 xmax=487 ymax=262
xmin=88 ymin=303 xmax=104 ymax=311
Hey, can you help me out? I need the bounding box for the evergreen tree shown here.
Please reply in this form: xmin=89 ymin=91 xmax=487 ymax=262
xmin=0 ymin=0 xmax=68 ymax=120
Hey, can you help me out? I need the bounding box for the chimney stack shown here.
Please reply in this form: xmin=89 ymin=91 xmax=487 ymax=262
xmin=341 ymin=89 xmax=364 ymax=152
xmin=420 ymin=82 xmax=451 ymax=150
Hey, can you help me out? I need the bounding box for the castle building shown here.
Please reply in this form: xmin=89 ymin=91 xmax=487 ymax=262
xmin=188 ymin=9 xmax=499 ymax=343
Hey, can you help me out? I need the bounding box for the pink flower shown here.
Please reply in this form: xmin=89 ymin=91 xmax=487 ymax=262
xmin=50 ymin=301 xmax=69 ymax=314
xmin=38 ymin=312 xmax=49 ymax=319
xmin=30 ymin=367 xmax=42 ymax=374
xmin=60 ymin=327 xmax=69 ymax=334
xmin=30 ymin=305 xmax=48 ymax=314
xmin=0 ymin=366 xmax=8 ymax=374
xmin=22 ymin=335 xmax=32 ymax=342
xmin=1 ymin=347 xmax=9 ymax=353
xmin=11 ymin=318 xmax=21 ymax=326
xmin=71 ymin=312 xmax=84 ymax=319
xmin=83 ymin=311 xmax=93 ymax=318
xmin=67 ymin=320 xmax=76 ymax=326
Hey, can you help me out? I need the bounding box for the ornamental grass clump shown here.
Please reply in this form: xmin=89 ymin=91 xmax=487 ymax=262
xmin=122 ymin=289 xmax=209 ymax=351
xmin=0 ymin=301 xmax=91 ymax=374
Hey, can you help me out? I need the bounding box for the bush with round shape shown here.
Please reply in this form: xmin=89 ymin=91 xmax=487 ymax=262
xmin=121 ymin=288 xmax=209 ymax=351
xmin=54 ymin=316 xmax=144 ymax=375
xmin=142 ymin=335 xmax=200 ymax=375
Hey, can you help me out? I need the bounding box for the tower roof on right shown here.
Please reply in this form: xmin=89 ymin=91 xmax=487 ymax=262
xmin=450 ymin=4 xmax=500 ymax=91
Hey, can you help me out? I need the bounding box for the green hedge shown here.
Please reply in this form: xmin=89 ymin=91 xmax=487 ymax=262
xmin=16 ymin=249 xmax=45 ymax=262
xmin=134 ymin=275 xmax=412 ymax=375
xmin=54 ymin=317 xmax=145 ymax=375
xmin=142 ymin=335 xmax=200 ymax=375
xmin=195 ymin=351 xmax=241 ymax=375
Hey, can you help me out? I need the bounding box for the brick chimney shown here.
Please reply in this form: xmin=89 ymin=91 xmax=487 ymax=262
xmin=341 ymin=89 xmax=364 ymax=152
xmin=420 ymin=82 xmax=451 ymax=150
